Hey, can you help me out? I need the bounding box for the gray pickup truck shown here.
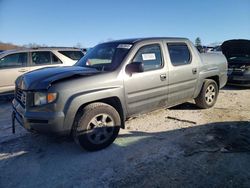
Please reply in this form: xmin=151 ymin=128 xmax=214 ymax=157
xmin=12 ymin=38 xmax=227 ymax=151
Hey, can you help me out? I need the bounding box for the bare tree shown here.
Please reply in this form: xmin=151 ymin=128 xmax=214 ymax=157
xmin=74 ymin=42 xmax=82 ymax=48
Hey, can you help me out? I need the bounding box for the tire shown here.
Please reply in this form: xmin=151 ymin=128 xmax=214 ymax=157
xmin=195 ymin=79 xmax=219 ymax=109
xmin=72 ymin=102 xmax=121 ymax=151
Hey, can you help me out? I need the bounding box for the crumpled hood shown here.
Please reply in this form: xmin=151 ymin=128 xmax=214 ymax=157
xmin=16 ymin=66 xmax=99 ymax=90
xmin=221 ymin=39 xmax=250 ymax=59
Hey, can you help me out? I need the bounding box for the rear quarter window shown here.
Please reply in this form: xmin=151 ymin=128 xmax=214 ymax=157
xmin=58 ymin=51 xmax=84 ymax=60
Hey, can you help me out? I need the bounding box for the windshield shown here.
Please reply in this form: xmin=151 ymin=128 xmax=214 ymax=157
xmin=75 ymin=42 xmax=132 ymax=71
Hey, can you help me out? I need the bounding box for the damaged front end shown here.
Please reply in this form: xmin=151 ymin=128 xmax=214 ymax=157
xmin=222 ymin=39 xmax=250 ymax=86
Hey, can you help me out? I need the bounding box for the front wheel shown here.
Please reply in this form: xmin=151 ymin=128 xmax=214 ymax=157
xmin=72 ymin=103 xmax=121 ymax=151
xmin=195 ymin=79 xmax=219 ymax=109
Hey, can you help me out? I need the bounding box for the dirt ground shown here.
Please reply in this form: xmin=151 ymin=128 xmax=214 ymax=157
xmin=0 ymin=86 xmax=250 ymax=188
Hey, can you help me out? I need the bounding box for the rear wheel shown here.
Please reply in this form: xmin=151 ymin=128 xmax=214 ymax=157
xmin=195 ymin=79 xmax=219 ymax=109
xmin=73 ymin=103 xmax=120 ymax=151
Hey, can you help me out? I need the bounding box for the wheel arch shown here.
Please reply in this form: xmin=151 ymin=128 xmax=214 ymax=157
xmin=194 ymin=74 xmax=220 ymax=98
xmin=65 ymin=96 xmax=126 ymax=135
xmin=206 ymin=76 xmax=220 ymax=89
xmin=194 ymin=78 xmax=219 ymax=109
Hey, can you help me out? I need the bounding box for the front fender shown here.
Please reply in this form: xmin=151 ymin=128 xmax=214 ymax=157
xmin=62 ymin=87 xmax=126 ymax=132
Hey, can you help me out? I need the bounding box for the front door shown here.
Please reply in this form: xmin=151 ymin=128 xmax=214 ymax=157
xmin=0 ymin=52 xmax=29 ymax=93
xmin=124 ymin=43 xmax=168 ymax=116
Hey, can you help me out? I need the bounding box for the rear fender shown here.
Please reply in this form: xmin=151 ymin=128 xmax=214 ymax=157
xmin=194 ymin=69 xmax=220 ymax=98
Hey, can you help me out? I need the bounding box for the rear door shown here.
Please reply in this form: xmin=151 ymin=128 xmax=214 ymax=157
xmin=0 ymin=52 xmax=29 ymax=93
xmin=124 ymin=42 xmax=169 ymax=116
xmin=165 ymin=42 xmax=198 ymax=105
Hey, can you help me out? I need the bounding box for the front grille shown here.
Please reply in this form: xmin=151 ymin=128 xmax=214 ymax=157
xmin=16 ymin=88 xmax=26 ymax=107
xmin=228 ymin=67 xmax=245 ymax=76
xmin=228 ymin=64 xmax=241 ymax=69
xmin=229 ymin=64 xmax=246 ymax=73
xmin=232 ymin=69 xmax=244 ymax=76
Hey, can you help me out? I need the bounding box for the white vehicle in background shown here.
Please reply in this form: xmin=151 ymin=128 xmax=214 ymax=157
xmin=0 ymin=47 xmax=85 ymax=94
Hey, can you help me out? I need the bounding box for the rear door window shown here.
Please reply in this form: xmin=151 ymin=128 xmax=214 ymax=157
xmin=0 ymin=53 xmax=28 ymax=69
xmin=58 ymin=50 xmax=84 ymax=60
xmin=32 ymin=51 xmax=51 ymax=65
xmin=31 ymin=51 xmax=62 ymax=65
xmin=167 ymin=43 xmax=191 ymax=66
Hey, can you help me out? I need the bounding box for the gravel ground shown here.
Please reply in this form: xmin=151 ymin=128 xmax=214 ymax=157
xmin=0 ymin=86 xmax=250 ymax=188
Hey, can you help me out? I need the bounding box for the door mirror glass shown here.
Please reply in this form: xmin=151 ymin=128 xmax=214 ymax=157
xmin=125 ymin=61 xmax=144 ymax=74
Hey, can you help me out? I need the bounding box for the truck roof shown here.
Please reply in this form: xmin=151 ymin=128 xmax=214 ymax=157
xmin=110 ymin=37 xmax=189 ymax=44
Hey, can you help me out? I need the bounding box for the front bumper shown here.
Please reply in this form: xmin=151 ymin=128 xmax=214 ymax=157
xmin=12 ymin=98 xmax=69 ymax=135
xmin=227 ymin=74 xmax=250 ymax=87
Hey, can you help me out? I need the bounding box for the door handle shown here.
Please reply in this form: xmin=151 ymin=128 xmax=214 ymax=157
xmin=192 ymin=68 xmax=197 ymax=74
xmin=18 ymin=69 xmax=28 ymax=72
xmin=160 ymin=74 xmax=167 ymax=81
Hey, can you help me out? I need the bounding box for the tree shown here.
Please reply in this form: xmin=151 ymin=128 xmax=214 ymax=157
xmin=195 ymin=37 xmax=202 ymax=47
xmin=195 ymin=37 xmax=204 ymax=53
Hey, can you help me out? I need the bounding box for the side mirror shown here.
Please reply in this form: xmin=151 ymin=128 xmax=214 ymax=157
xmin=125 ymin=62 xmax=144 ymax=74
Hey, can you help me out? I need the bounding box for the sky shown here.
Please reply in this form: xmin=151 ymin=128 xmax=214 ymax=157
xmin=0 ymin=0 xmax=249 ymax=47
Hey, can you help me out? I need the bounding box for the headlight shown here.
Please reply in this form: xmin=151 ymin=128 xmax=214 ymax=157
xmin=34 ymin=92 xmax=57 ymax=106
